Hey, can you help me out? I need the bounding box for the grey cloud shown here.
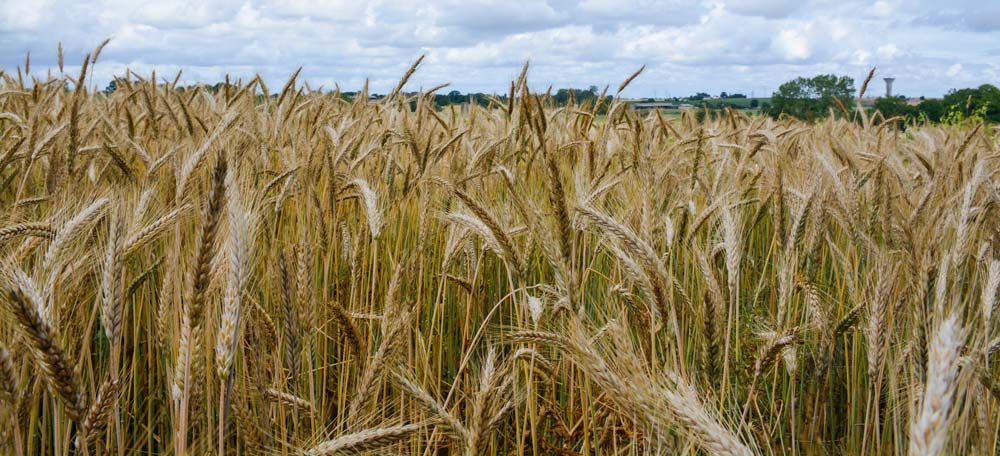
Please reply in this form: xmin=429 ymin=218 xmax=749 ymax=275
xmin=916 ymin=7 xmax=1000 ymax=33
xmin=723 ymin=0 xmax=805 ymax=19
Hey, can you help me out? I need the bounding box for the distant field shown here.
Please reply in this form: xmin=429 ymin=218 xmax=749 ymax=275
xmin=631 ymin=97 xmax=769 ymax=108
xmin=702 ymin=97 xmax=769 ymax=108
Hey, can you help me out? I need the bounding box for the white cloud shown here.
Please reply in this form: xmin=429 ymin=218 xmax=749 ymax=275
xmin=773 ymin=29 xmax=811 ymax=60
xmin=876 ymin=43 xmax=900 ymax=59
xmin=0 ymin=0 xmax=997 ymax=97
xmin=852 ymin=49 xmax=872 ymax=65
xmin=0 ymin=0 xmax=50 ymax=30
xmin=871 ymin=1 xmax=893 ymax=18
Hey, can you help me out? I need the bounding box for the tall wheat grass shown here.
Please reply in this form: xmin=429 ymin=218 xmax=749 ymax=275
xmin=0 ymin=48 xmax=997 ymax=455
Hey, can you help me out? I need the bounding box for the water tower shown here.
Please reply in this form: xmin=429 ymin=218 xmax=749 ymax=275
xmin=883 ymin=78 xmax=895 ymax=98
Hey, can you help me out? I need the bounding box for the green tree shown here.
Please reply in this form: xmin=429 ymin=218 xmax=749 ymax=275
xmin=554 ymin=88 xmax=572 ymax=105
xmin=873 ymin=96 xmax=917 ymax=120
xmin=915 ymin=99 xmax=945 ymax=122
xmin=940 ymin=84 xmax=1000 ymax=122
xmin=769 ymin=74 xmax=855 ymax=120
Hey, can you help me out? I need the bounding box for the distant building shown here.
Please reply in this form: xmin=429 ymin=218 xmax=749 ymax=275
xmin=631 ymin=102 xmax=677 ymax=110
xmin=883 ymin=78 xmax=895 ymax=97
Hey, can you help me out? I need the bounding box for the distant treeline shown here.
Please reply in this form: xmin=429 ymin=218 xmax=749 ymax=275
xmin=104 ymin=76 xmax=998 ymax=124
xmin=420 ymin=87 xmax=614 ymax=108
xmin=104 ymin=79 xmax=619 ymax=112
xmin=341 ymin=87 xmax=617 ymax=112
xmin=872 ymin=85 xmax=1000 ymax=123
xmin=761 ymin=74 xmax=999 ymax=124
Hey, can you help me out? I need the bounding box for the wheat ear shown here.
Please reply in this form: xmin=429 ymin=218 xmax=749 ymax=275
xmin=6 ymin=289 xmax=85 ymax=421
xmin=0 ymin=346 xmax=16 ymax=401
xmin=0 ymin=223 xmax=55 ymax=243
xmin=306 ymin=422 xmax=425 ymax=456
xmin=909 ymin=315 xmax=964 ymax=456
xmin=75 ymin=378 xmax=122 ymax=452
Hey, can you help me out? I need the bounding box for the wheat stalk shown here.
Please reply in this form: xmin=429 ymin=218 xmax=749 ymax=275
xmin=216 ymin=155 xmax=256 ymax=455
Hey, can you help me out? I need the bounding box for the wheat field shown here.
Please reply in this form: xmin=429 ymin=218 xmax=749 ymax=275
xmin=0 ymin=49 xmax=998 ymax=456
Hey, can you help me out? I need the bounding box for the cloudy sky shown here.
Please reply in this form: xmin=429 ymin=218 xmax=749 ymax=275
xmin=2 ymin=0 xmax=998 ymax=97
